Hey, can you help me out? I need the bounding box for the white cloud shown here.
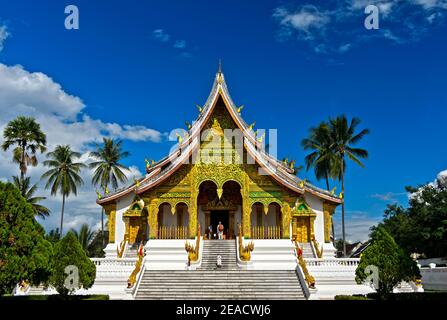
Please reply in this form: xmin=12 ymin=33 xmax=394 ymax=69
xmin=273 ymin=0 xmax=447 ymax=54
xmin=412 ymin=0 xmax=447 ymax=9
xmin=153 ymin=29 xmax=170 ymax=42
xmin=0 ymin=64 xmax=84 ymax=121
xmin=333 ymin=211 xmax=382 ymax=242
xmin=0 ymin=25 xmax=10 ymax=52
xmin=0 ymin=63 xmax=159 ymax=234
xmin=437 ymin=169 xmax=447 ymax=186
xmin=371 ymin=191 xmax=407 ymax=201
xmin=273 ymin=5 xmax=330 ymax=41
xmin=173 ymin=40 xmax=186 ymax=49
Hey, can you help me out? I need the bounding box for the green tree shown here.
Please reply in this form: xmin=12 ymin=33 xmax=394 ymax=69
xmin=0 ymin=182 xmax=53 ymax=296
xmin=46 ymin=229 xmax=61 ymax=244
xmin=327 ymin=115 xmax=369 ymax=256
xmin=355 ymin=227 xmax=420 ymax=295
xmin=87 ymin=231 xmax=106 ymax=258
xmin=41 ymin=145 xmax=86 ymax=236
xmin=302 ymin=123 xmax=335 ymax=190
xmin=89 ymin=138 xmax=130 ymax=245
xmin=377 ymin=183 xmax=447 ymax=258
xmin=2 ymin=116 xmax=47 ymax=182
xmin=50 ymin=232 xmax=96 ymax=295
xmin=12 ymin=176 xmax=50 ymax=219
xmin=70 ymin=224 xmax=95 ymax=256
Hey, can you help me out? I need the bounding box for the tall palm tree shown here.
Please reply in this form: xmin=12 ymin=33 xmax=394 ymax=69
xmin=41 ymin=145 xmax=86 ymax=236
xmin=12 ymin=176 xmax=51 ymax=219
xmin=70 ymin=224 xmax=95 ymax=255
xmin=2 ymin=116 xmax=47 ymax=181
xmin=89 ymin=138 xmax=130 ymax=245
xmin=301 ymin=123 xmax=335 ymax=191
xmin=302 ymin=123 xmax=338 ymax=243
xmin=327 ymin=115 xmax=369 ymax=256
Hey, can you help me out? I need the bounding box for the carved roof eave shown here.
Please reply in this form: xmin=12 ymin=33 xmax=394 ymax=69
xmin=97 ymin=72 xmax=343 ymax=206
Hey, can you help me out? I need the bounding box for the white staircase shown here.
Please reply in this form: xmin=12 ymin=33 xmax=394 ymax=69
xmin=134 ymin=239 xmax=306 ymax=300
xmin=199 ymin=240 xmax=238 ymax=270
xmin=301 ymin=242 xmax=316 ymax=259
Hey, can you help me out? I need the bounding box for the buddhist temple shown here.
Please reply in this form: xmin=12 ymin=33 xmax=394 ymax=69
xmin=89 ymin=66 xmax=378 ymax=300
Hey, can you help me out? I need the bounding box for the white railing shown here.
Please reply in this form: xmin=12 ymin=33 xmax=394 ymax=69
xmin=91 ymin=258 xmax=137 ymax=267
xmin=305 ymin=258 xmax=360 ymax=267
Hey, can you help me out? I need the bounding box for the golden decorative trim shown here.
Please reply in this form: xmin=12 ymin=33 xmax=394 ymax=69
xmin=185 ymin=224 xmax=201 ymax=263
xmin=117 ymin=240 xmax=126 ymax=258
xmin=238 ymin=224 xmax=254 ymax=261
xmin=312 ymin=236 xmax=323 ymax=258
xmin=323 ymin=202 xmax=336 ymax=243
xmin=295 ymin=241 xmax=315 ymax=289
xmin=127 ymin=243 xmax=144 ymax=288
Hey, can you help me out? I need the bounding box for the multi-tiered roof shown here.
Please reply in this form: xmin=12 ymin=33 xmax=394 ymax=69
xmin=97 ymin=68 xmax=342 ymax=205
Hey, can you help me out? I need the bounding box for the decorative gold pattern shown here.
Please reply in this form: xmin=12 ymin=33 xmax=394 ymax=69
xmin=127 ymin=244 xmax=144 ymax=288
xmin=295 ymin=241 xmax=316 ymax=289
xmin=103 ymin=203 xmax=117 ymax=243
xmin=238 ymin=224 xmax=254 ymax=261
xmin=323 ymin=202 xmax=336 ymax=243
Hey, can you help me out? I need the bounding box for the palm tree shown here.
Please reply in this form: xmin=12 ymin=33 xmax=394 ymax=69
xmin=2 ymin=116 xmax=47 ymax=181
xmin=41 ymin=145 xmax=86 ymax=236
xmin=12 ymin=176 xmax=51 ymax=219
xmin=71 ymin=224 xmax=95 ymax=255
xmin=327 ymin=115 xmax=369 ymax=256
xmin=302 ymin=123 xmax=339 ymax=243
xmin=301 ymin=123 xmax=335 ymax=191
xmin=89 ymin=138 xmax=130 ymax=246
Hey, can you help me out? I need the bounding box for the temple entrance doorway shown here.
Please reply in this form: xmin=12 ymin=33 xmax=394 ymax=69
xmin=210 ymin=210 xmax=229 ymax=239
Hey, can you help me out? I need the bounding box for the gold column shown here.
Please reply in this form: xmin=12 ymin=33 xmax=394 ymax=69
xmin=310 ymin=216 xmax=316 ymax=241
xmin=103 ymin=203 xmax=117 ymax=243
xmin=241 ymin=172 xmax=251 ymax=238
xmin=323 ymin=202 xmax=336 ymax=243
xmin=281 ymin=203 xmax=291 ymax=239
xmin=147 ymin=197 xmax=159 ymax=239
xmin=189 ymin=188 xmax=198 ymax=238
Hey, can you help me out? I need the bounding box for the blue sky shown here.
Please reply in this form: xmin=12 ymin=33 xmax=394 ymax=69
xmin=0 ymin=0 xmax=446 ymax=241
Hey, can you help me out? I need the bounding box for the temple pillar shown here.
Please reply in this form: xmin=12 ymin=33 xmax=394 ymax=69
xmin=189 ymin=188 xmax=198 ymax=238
xmin=281 ymin=203 xmax=291 ymax=239
xmin=147 ymin=197 xmax=159 ymax=239
xmin=323 ymin=202 xmax=336 ymax=243
xmin=322 ymin=202 xmax=337 ymax=258
xmin=102 ymin=203 xmax=117 ymax=257
xmin=310 ymin=216 xmax=316 ymax=241
xmin=103 ymin=203 xmax=117 ymax=243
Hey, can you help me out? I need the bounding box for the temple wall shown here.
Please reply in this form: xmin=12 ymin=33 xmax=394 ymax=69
xmin=235 ymin=205 xmax=242 ymax=231
xmin=115 ymin=192 xmax=134 ymax=243
xmin=198 ymin=206 xmax=205 ymax=230
xmin=304 ymin=193 xmax=325 ymax=244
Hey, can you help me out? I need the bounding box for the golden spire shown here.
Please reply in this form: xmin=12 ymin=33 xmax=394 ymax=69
xmin=218 ymin=59 xmax=222 ymax=74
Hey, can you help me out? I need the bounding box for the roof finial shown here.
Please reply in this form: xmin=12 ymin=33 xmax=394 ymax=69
xmin=218 ymin=59 xmax=222 ymax=74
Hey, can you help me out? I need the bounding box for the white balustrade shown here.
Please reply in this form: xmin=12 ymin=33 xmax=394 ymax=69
xmin=305 ymin=258 xmax=360 ymax=268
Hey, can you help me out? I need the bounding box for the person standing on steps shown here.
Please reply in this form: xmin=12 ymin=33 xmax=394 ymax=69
xmin=217 ymin=221 xmax=224 ymax=240
xmin=208 ymin=224 xmax=213 ymax=239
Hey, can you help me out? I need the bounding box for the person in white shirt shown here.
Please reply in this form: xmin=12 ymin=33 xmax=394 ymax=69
xmin=217 ymin=221 xmax=224 ymax=240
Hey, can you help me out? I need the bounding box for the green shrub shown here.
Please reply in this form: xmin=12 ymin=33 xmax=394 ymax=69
xmin=0 ymin=182 xmax=53 ymax=296
xmin=355 ymin=227 xmax=420 ymax=294
xmin=49 ymin=232 xmax=96 ymax=295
